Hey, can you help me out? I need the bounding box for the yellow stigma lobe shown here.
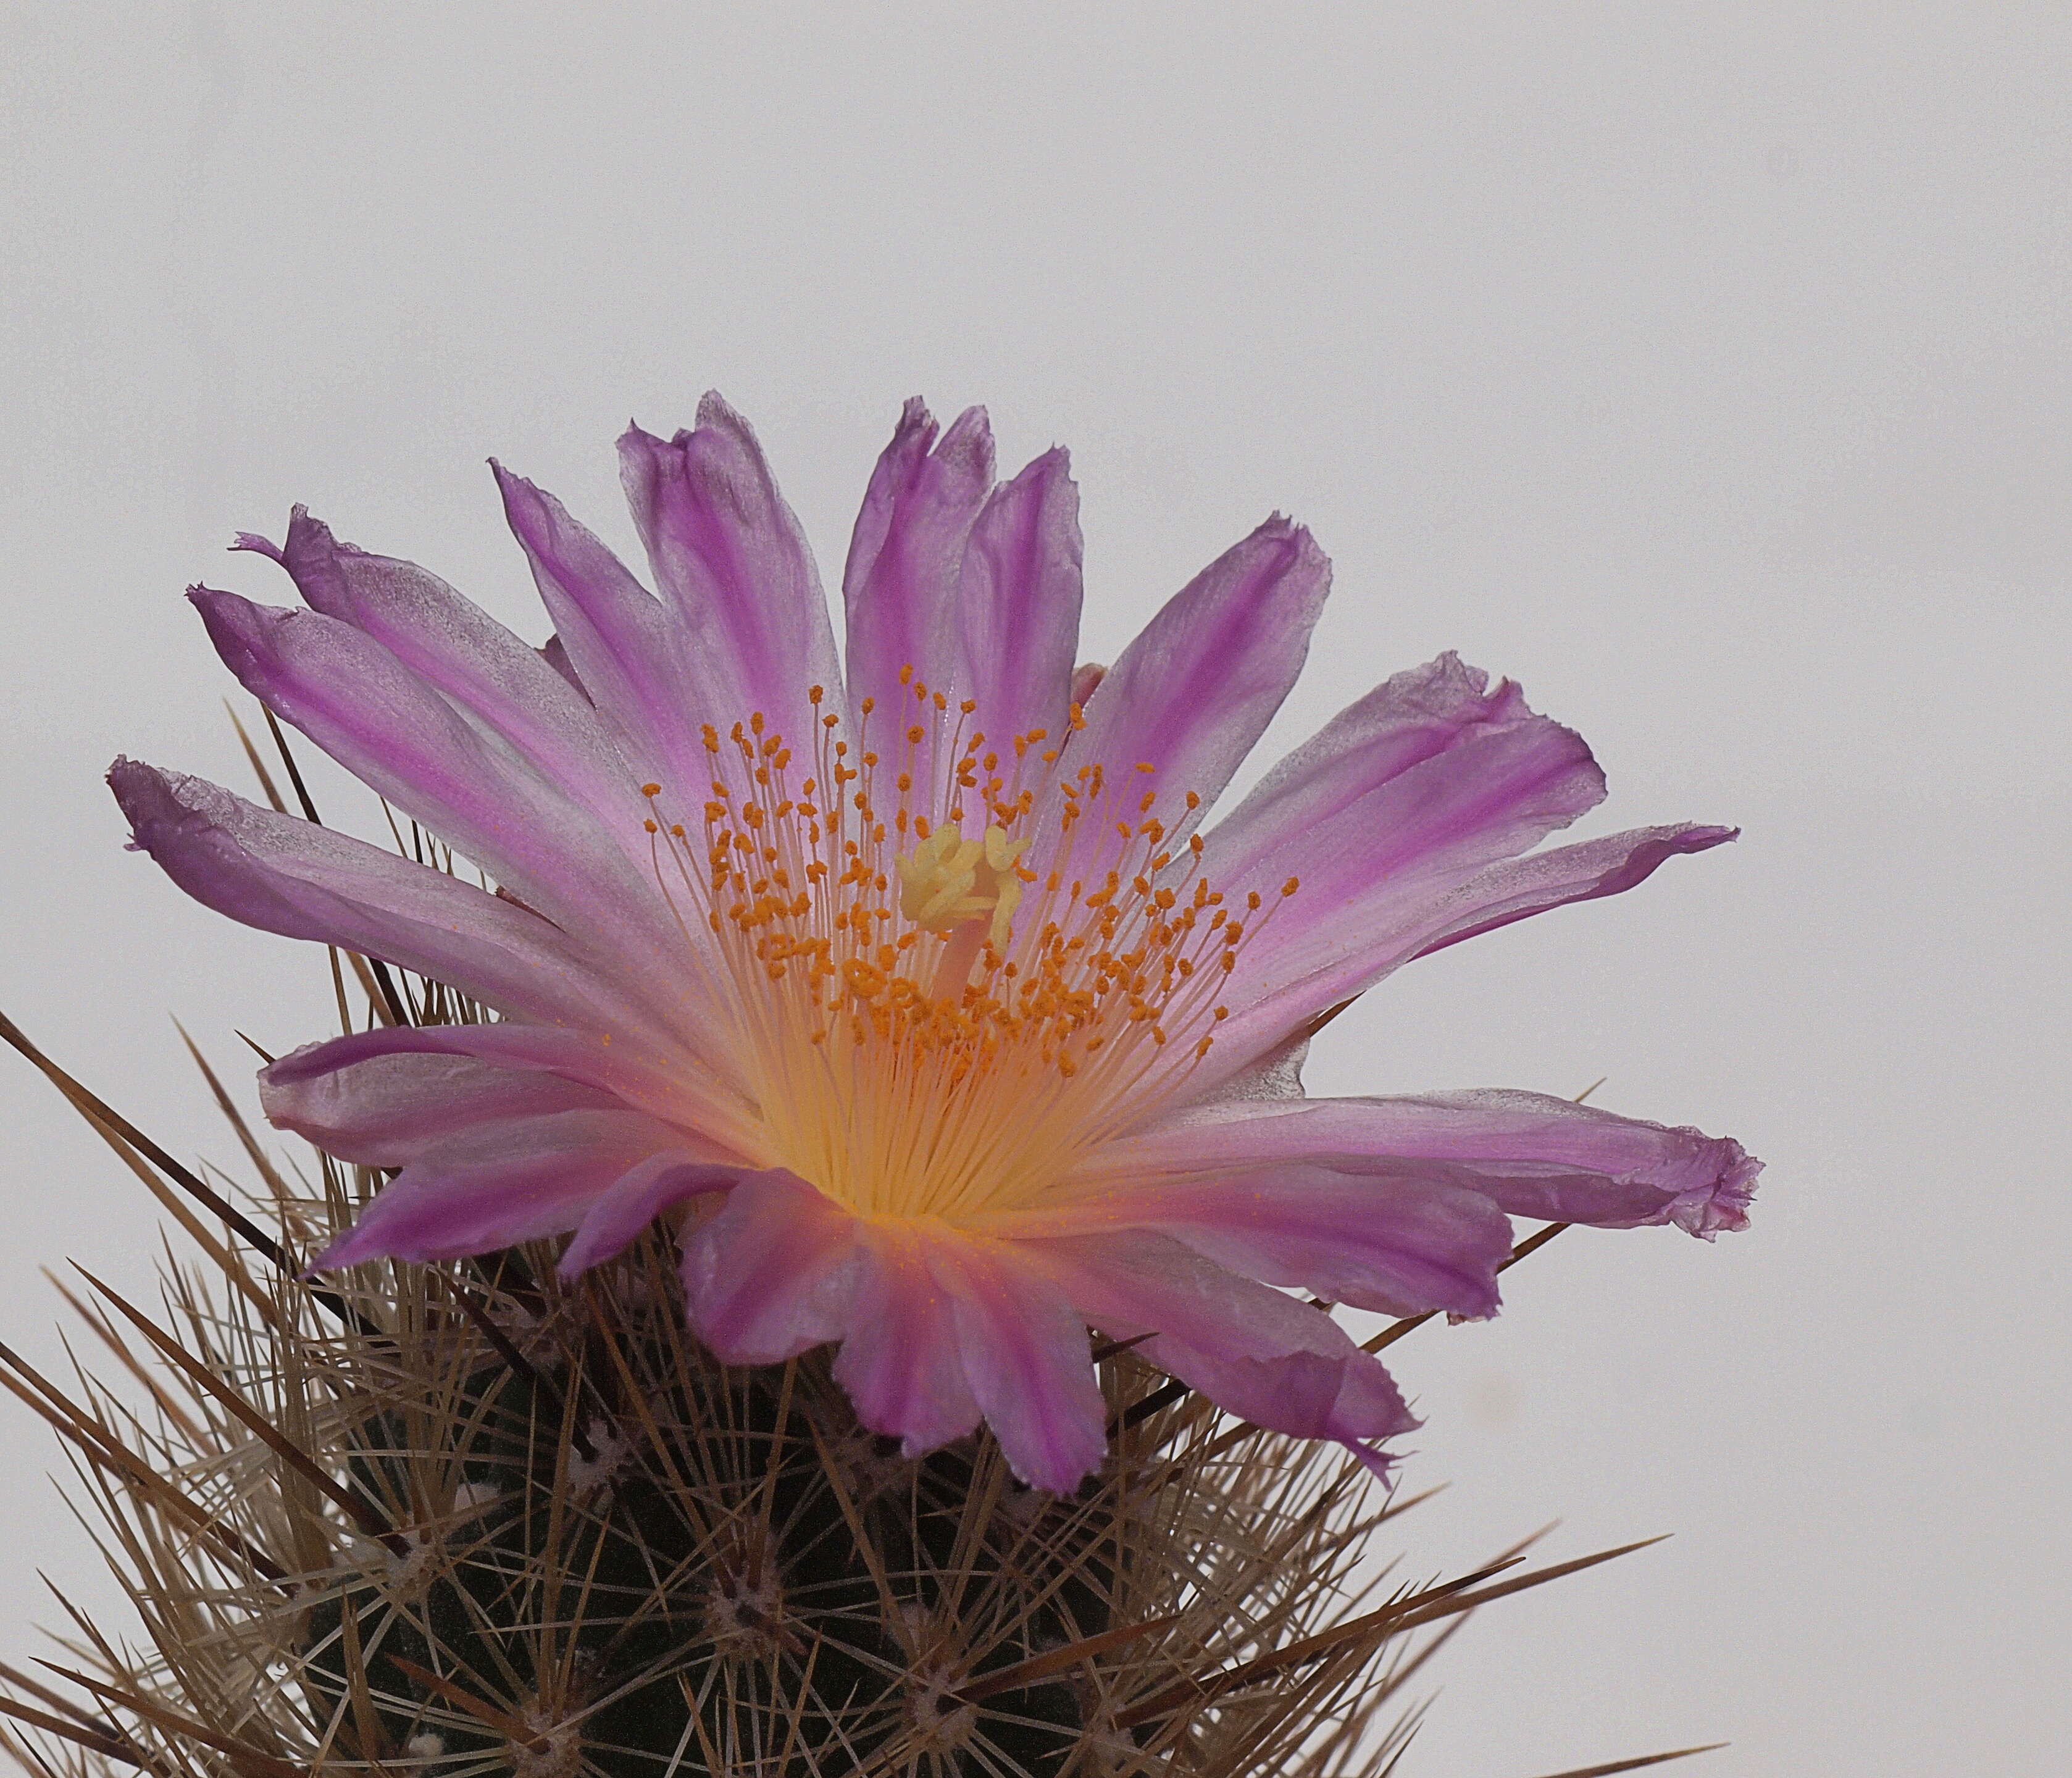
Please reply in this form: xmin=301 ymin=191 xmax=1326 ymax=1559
xmin=895 ymin=822 xmax=1032 ymax=950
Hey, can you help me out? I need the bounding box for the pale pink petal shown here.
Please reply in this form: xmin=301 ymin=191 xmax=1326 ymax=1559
xmin=265 ymin=1050 xmax=619 ymax=1169
xmin=263 ymin=1011 xmax=700 ymax=1119
xmin=953 ymin=448 xmax=1083 ymax=749
xmin=679 ymin=1171 xmax=864 ymax=1365
xmin=617 ymin=393 xmax=843 ymax=753
xmin=557 ymin=1156 xmax=741 ymax=1278
xmin=842 ymin=399 xmax=995 ymax=743
xmin=924 ymin=1234 xmax=1108 ymax=1493
xmin=539 ymin=634 xmax=587 ymax=695
xmin=1408 ymin=822 xmax=1741 ymax=962
xmin=1211 ymin=705 xmax=1602 ymax=952
xmin=188 ymin=586 xmax=687 ymax=990
xmin=1206 ymin=822 xmax=1736 ymax=1090
xmin=1201 ymin=653 xmax=1535 ymax=886
xmin=830 ymin=1221 xmax=982 ymax=1457
xmin=1182 ymin=701 xmax=1599 ymax=1091
xmin=260 ymin=1025 xmax=733 ymax=1166
xmin=1108 ymin=1090 xmax=1759 ymax=1238
xmin=1018 ymin=1231 xmax=1416 ymax=1470
xmin=1043 ymin=516 xmax=1330 ymax=873
xmin=1203 ymin=1028 xmax=1314 ymax=1103
xmin=495 ymin=464 xmax=712 ymax=805
xmin=312 ymin=1111 xmax=683 ymax=1269
xmin=109 ymin=761 xmax=681 ymax=1043
xmin=984 ymin=1161 xmax=1513 ymax=1319
xmin=246 ymin=509 xmax=637 ymax=833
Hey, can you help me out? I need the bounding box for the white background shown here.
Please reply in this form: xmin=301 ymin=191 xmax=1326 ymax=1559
xmin=2 ymin=5 xmax=2067 ymax=1772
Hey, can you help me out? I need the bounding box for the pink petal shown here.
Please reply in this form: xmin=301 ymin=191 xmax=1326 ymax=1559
xmin=265 ymin=1049 xmax=619 ymax=1169
xmin=1019 ymin=1230 xmax=1416 ymax=1466
xmin=679 ymin=1171 xmax=864 ymax=1365
xmin=842 ymin=399 xmax=995 ymax=746
xmin=188 ymin=586 xmax=688 ymax=994
xmin=109 ymin=761 xmax=680 ymax=1044
xmin=1201 ymin=652 xmax=1537 ymax=886
xmin=1207 ymin=822 xmax=1737 ymax=1092
xmin=985 ymin=1161 xmax=1513 ymax=1319
xmin=248 ymin=509 xmax=635 ymax=833
xmin=1109 ymin=1090 xmax=1759 ymax=1238
xmin=1177 ymin=661 xmax=1736 ymax=1093
xmin=312 ymin=1111 xmax=684 ymax=1269
xmin=539 ymin=633 xmax=587 ymax=696
xmin=495 ymin=463 xmax=713 ymax=808
xmin=1216 ymin=704 xmax=1602 ymax=952
xmin=617 ymin=393 xmax=843 ymax=754
xmin=1203 ymin=1027 xmax=1313 ymax=1103
xmin=830 ymin=1221 xmax=983 ymax=1456
xmin=558 ymin=1155 xmax=741 ymax=1278
xmin=260 ymin=1025 xmax=733 ymax=1166
xmin=1408 ymin=821 xmax=1741 ymax=962
xmin=924 ymin=1233 xmax=1108 ymax=1493
xmin=953 ymin=447 xmax=1084 ymax=749
xmin=1182 ymin=686 xmax=1599 ymax=1093
xmin=1043 ymin=515 xmax=1330 ymax=873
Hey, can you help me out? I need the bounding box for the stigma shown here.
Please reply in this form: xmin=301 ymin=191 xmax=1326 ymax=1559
xmin=895 ymin=822 xmax=1031 ymax=949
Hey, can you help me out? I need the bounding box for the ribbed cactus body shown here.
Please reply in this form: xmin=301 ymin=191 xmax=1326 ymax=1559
xmin=297 ymin=1242 xmax=1147 ymax=1774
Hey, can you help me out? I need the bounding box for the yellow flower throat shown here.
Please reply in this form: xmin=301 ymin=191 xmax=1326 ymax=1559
xmin=635 ymin=673 xmax=1295 ymax=1224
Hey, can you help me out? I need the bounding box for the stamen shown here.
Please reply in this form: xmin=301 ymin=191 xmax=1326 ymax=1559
xmin=636 ymin=672 xmax=1293 ymax=1224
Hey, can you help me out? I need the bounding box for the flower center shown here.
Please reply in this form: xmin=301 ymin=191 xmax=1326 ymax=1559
xmin=635 ymin=677 xmax=1294 ymax=1222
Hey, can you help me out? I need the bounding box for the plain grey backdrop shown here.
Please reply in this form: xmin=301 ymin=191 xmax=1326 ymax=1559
xmin=3 ymin=4 xmax=2066 ymax=1772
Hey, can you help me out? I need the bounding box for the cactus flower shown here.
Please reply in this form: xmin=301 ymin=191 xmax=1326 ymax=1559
xmin=111 ymin=396 xmax=1757 ymax=1491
